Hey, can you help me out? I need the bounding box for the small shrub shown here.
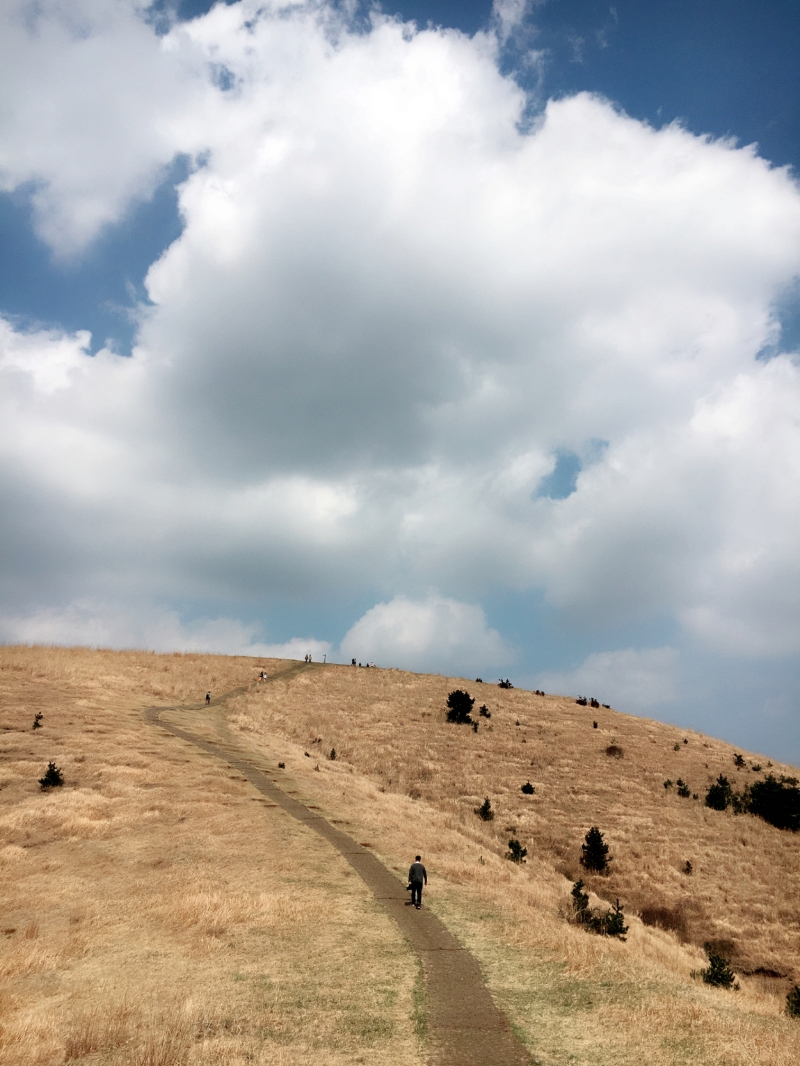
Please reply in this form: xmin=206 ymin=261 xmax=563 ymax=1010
xmin=605 ymin=744 xmax=624 ymax=758
xmin=580 ymin=826 xmax=610 ymax=872
xmin=521 ymin=781 xmax=535 ymax=795
xmin=734 ymin=753 xmax=746 ymax=769
xmin=664 ymin=779 xmax=673 ymax=790
xmin=506 ymin=838 xmax=527 ymax=863
xmin=683 ymin=738 xmax=688 ymax=744
xmin=699 ymin=947 xmax=736 ymax=989
xmin=472 ymin=721 xmax=479 ymax=733
xmin=32 ymin=713 xmax=43 ymax=730
xmin=600 ymin=899 xmax=628 ymax=939
xmin=589 ymin=698 xmax=600 ymax=708
xmin=673 ymin=743 xmax=681 ymax=751
xmin=39 ymin=762 xmax=64 ymax=790
xmin=478 ymin=704 xmax=491 ymax=718
xmin=328 ymin=748 xmax=336 ymax=761
xmin=786 ymin=985 xmax=800 ymax=1017
xmin=676 ymin=778 xmax=691 ymax=798
xmin=593 ymin=721 xmax=598 ymax=728
xmin=683 ymin=860 xmax=693 ymax=875
xmin=752 ymin=763 xmax=762 ymax=772
xmin=576 ymin=696 xmax=588 ymax=706
xmin=475 ymin=797 xmax=494 ymax=821
xmin=571 ymin=879 xmax=590 ymax=923
xmin=446 ymin=689 xmax=475 ymax=724
xmin=278 ymin=762 xmax=285 ymax=768
xmin=498 ymin=678 xmax=514 ymax=689
xmin=475 ymin=677 xmax=483 ymax=683
xmin=601 ymin=703 xmax=610 ymax=708
xmin=705 ymin=774 xmax=733 ymax=811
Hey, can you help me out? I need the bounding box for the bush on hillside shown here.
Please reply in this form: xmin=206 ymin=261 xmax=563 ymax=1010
xmin=676 ymin=779 xmax=691 ymax=798
xmin=705 ymin=774 xmax=734 ymax=811
xmin=32 ymin=712 xmax=43 ymax=730
xmin=521 ymin=781 xmax=535 ymax=794
xmin=580 ymin=826 xmax=610 ymax=872
xmin=39 ymin=762 xmax=64 ymax=790
xmin=605 ymin=744 xmax=624 ymax=758
xmin=734 ymin=753 xmax=746 ymax=768
xmin=570 ymin=880 xmax=627 ymax=939
xmin=498 ymin=678 xmax=513 ymax=688
xmin=329 ymin=748 xmax=336 ymax=761
xmin=478 ymin=704 xmax=491 ymax=718
xmin=786 ymin=985 xmax=800 ymax=1017
xmin=699 ymin=947 xmax=737 ymax=989
xmin=748 ymin=775 xmax=800 ymax=832
xmin=475 ymin=797 xmax=494 ymax=821
xmin=506 ymin=838 xmax=527 ymax=863
xmin=446 ymin=689 xmax=475 ymax=724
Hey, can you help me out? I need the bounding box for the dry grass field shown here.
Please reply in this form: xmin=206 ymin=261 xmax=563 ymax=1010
xmin=227 ymin=661 xmax=800 ymax=1065
xmin=0 ymin=647 xmax=420 ymax=1066
xmin=2 ymin=644 xmax=799 ymax=1065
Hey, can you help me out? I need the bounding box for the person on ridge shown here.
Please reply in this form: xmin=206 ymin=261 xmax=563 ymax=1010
xmin=408 ymin=855 xmax=427 ymax=909
xmin=205 ymin=692 xmax=211 ymax=705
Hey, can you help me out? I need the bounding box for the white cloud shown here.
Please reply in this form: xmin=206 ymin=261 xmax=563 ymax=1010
xmin=0 ymin=600 xmax=330 ymax=660
xmin=0 ymin=0 xmax=799 ymax=692
xmin=535 ymin=647 xmax=679 ymax=712
xmin=339 ymin=595 xmax=515 ymax=674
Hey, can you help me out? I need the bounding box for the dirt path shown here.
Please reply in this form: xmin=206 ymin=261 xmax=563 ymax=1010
xmin=144 ymin=670 xmax=531 ymax=1066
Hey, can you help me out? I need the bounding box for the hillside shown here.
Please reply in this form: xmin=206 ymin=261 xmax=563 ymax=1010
xmin=2 ymin=645 xmax=800 ymax=1066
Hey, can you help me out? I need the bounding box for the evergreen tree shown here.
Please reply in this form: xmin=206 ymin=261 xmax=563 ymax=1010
xmin=705 ymin=774 xmax=734 ymax=811
xmin=571 ymin=880 xmax=590 ymax=924
xmin=32 ymin=713 xmax=43 ymax=730
xmin=786 ymin=985 xmax=800 ymax=1017
xmin=580 ymin=826 xmax=610 ymax=872
xmin=700 ymin=947 xmax=736 ymax=988
xmin=446 ymin=689 xmax=475 ymax=724
xmin=39 ymin=762 xmax=64 ymax=790
xmin=599 ymin=899 xmax=628 ymax=940
xmin=474 ymin=797 xmax=494 ymax=821
xmin=520 ymin=781 xmax=535 ymax=794
xmin=506 ymin=838 xmax=527 ymax=863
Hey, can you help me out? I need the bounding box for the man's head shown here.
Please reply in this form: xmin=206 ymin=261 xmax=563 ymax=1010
xmin=415 ymin=855 xmax=421 ymax=861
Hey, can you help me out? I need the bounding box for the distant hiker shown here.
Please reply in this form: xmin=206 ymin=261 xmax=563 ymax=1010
xmin=205 ymin=692 xmax=211 ymax=705
xmin=408 ymin=855 xmax=427 ymax=909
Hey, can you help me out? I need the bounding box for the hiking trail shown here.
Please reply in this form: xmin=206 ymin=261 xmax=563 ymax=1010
xmin=144 ymin=663 xmax=531 ymax=1066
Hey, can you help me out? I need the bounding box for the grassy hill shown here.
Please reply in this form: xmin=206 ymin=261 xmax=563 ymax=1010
xmin=2 ymin=645 xmax=799 ymax=1065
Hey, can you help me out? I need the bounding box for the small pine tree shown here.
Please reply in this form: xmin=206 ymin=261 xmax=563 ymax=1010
xmin=676 ymin=779 xmax=691 ymax=798
xmin=683 ymin=860 xmax=693 ymax=875
xmin=521 ymin=781 xmax=535 ymax=795
xmin=39 ymin=762 xmax=64 ymax=790
xmin=32 ymin=713 xmax=43 ymax=730
xmin=705 ymin=774 xmax=733 ymax=811
xmin=786 ymin=985 xmax=800 ymax=1017
xmin=580 ymin=826 xmax=610 ymax=872
xmin=664 ymin=779 xmax=673 ymax=790
xmin=475 ymin=797 xmax=494 ymax=821
xmin=700 ymin=948 xmax=736 ymax=989
xmin=733 ymin=753 xmax=746 ymax=769
xmin=446 ymin=690 xmax=475 ymax=724
xmin=571 ymin=879 xmax=590 ymax=924
xmin=599 ymin=899 xmax=628 ymax=940
xmin=478 ymin=704 xmax=491 ymax=718
xmin=278 ymin=762 xmax=285 ymax=768
xmin=593 ymin=721 xmax=598 ymax=728
xmin=506 ymin=838 xmax=527 ymax=863
xmin=328 ymin=748 xmax=336 ymax=761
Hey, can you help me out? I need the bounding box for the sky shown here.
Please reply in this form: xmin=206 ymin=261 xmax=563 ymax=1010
xmin=1 ymin=0 xmax=799 ymax=762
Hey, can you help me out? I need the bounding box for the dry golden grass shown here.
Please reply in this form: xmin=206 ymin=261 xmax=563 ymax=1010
xmin=227 ymin=661 xmax=800 ymax=1065
xmin=0 ymin=646 xmax=420 ymax=1066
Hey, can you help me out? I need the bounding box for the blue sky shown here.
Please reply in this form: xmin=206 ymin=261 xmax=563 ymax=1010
xmin=1 ymin=0 xmax=799 ymax=762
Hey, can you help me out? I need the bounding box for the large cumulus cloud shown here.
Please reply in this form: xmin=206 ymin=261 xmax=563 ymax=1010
xmin=1 ymin=0 xmax=800 ymax=703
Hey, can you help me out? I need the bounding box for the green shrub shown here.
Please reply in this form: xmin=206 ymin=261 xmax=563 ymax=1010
xmin=599 ymin=899 xmax=628 ymax=939
xmin=748 ymin=775 xmax=800 ymax=832
xmin=520 ymin=781 xmax=535 ymax=795
xmin=32 ymin=713 xmax=43 ymax=730
xmin=570 ymin=880 xmax=627 ymax=939
xmin=705 ymin=774 xmax=733 ymax=811
xmin=699 ymin=947 xmax=736 ymax=989
xmin=580 ymin=826 xmax=610 ymax=872
xmin=446 ymin=689 xmax=475 ymax=724
xmin=506 ymin=838 xmax=527 ymax=863
xmin=475 ymin=797 xmax=494 ymax=821
xmin=39 ymin=762 xmax=64 ymax=790
xmin=786 ymin=985 xmax=800 ymax=1017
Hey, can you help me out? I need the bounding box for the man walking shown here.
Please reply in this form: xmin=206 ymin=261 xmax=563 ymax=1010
xmin=408 ymin=855 xmax=427 ymax=909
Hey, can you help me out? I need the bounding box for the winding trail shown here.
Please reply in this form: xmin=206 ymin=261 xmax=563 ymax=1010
xmin=144 ymin=666 xmax=531 ymax=1066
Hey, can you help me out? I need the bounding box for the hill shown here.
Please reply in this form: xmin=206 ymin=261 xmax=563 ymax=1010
xmin=2 ymin=645 xmax=799 ymax=1066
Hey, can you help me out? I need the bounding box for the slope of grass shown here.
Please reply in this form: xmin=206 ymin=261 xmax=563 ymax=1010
xmin=227 ymin=660 xmax=800 ymax=1065
xmin=0 ymin=647 xmax=419 ymax=1066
